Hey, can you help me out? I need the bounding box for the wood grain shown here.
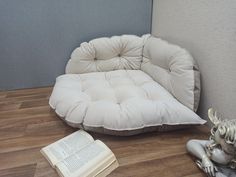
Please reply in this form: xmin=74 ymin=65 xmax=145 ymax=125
xmin=0 ymin=87 xmax=208 ymax=177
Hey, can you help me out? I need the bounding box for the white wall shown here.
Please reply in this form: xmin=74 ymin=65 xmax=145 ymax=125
xmin=152 ymin=0 xmax=236 ymax=121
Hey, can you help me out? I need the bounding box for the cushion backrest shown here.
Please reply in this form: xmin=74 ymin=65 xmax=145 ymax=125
xmin=142 ymin=36 xmax=200 ymax=111
xmin=66 ymin=35 xmax=144 ymax=74
xmin=65 ymin=34 xmax=200 ymax=111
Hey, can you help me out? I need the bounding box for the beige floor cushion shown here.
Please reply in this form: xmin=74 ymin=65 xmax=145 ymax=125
xmin=49 ymin=34 xmax=206 ymax=135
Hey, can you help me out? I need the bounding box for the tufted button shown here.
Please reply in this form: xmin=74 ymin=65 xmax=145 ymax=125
xmin=118 ymin=54 xmax=121 ymax=57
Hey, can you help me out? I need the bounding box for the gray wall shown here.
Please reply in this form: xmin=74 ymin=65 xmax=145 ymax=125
xmin=152 ymin=0 xmax=236 ymax=120
xmin=0 ymin=0 xmax=152 ymax=90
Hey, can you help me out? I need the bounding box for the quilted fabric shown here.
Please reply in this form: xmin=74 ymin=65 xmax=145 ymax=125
xmin=49 ymin=70 xmax=206 ymax=134
xmin=142 ymin=37 xmax=201 ymax=111
xmin=65 ymin=35 xmax=144 ymax=74
xmin=50 ymin=34 xmax=206 ymax=135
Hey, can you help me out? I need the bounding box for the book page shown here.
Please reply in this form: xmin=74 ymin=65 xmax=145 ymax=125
xmin=41 ymin=130 xmax=94 ymax=167
xmin=95 ymin=160 xmax=119 ymax=177
xmin=56 ymin=140 xmax=116 ymax=177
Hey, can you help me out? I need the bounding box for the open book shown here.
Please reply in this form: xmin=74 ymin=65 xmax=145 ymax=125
xmin=41 ymin=130 xmax=119 ymax=177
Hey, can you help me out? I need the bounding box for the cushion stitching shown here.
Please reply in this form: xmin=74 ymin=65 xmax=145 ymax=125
xmin=82 ymin=120 xmax=206 ymax=131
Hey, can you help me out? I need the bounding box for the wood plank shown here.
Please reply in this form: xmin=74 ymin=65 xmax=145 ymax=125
xmin=34 ymin=160 xmax=58 ymax=177
xmin=1 ymin=87 xmax=52 ymax=97
xmin=183 ymin=173 xmax=205 ymax=177
xmin=0 ymin=94 xmax=49 ymax=104
xmin=92 ymin=127 xmax=209 ymax=150
xmin=0 ymin=114 xmax=58 ymax=129
xmin=0 ymin=92 xmax=7 ymax=98
xmin=0 ymin=164 xmax=36 ymax=177
xmin=0 ymin=147 xmax=43 ymax=170
xmin=108 ymin=154 xmax=205 ymax=177
xmin=0 ymin=126 xmax=26 ymax=141
xmin=0 ymin=134 xmax=69 ymax=153
xmin=0 ymin=106 xmax=54 ymax=120
xmin=0 ymin=102 xmax=21 ymax=111
xmin=24 ymin=121 xmax=75 ymax=141
xmin=20 ymin=98 xmax=49 ymax=109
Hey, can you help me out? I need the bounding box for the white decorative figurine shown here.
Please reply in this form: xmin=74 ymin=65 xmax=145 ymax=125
xmin=186 ymin=108 xmax=236 ymax=177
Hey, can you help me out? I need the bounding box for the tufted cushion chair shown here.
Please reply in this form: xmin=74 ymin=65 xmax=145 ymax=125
xmin=49 ymin=34 xmax=205 ymax=136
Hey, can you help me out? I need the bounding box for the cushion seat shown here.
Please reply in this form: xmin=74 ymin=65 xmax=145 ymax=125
xmin=49 ymin=69 xmax=205 ymax=135
xmin=49 ymin=34 xmax=206 ymax=135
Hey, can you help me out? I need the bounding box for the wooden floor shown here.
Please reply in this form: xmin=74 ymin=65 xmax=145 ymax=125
xmin=0 ymin=87 xmax=209 ymax=177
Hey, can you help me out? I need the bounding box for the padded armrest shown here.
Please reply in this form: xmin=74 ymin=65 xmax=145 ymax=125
xmin=141 ymin=36 xmax=200 ymax=111
xmin=65 ymin=35 xmax=144 ymax=74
